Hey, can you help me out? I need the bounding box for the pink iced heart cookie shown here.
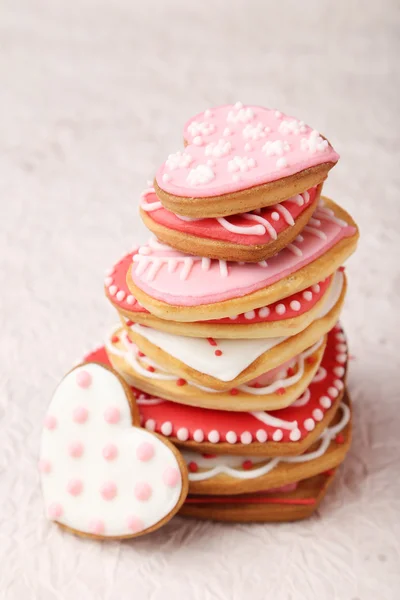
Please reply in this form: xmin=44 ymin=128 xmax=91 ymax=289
xmin=154 ymin=103 xmax=339 ymax=218
xmin=127 ymin=198 xmax=358 ymax=322
xmin=39 ymin=363 xmax=188 ymax=539
xmin=140 ymin=184 xmax=322 ymax=262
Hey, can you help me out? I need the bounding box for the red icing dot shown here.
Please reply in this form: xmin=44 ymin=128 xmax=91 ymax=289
xmin=323 ymin=468 xmax=336 ymax=476
xmin=229 ymin=388 xmax=239 ymax=396
xmin=188 ymin=462 xmax=198 ymax=472
xmin=111 ymin=335 xmax=119 ymax=344
xmin=242 ymin=460 xmax=253 ymax=470
xmin=126 ymin=320 xmax=134 ymax=327
xmin=136 ymin=441 xmax=155 ymax=462
xmin=137 ymin=351 xmax=145 ymax=357
xmin=335 ymin=434 xmax=345 ymax=444
xmin=306 ymin=356 xmax=316 ymax=365
xmin=69 ymin=442 xmax=84 ymax=458
xmin=73 ymin=406 xmax=88 ymax=423
xmin=287 ymin=367 xmax=295 ymax=377
xmin=202 ymin=454 xmax=217 ymax=459
xmin=76 ymin=370 xmax=92 ymax=388
xmin=104 ymin=406 xmax=121 ymax=424
xmin=215 ymin=350 xmax=223 ymax=357
xmin=252 ymin=382 xmax=261 ymax=388
xmin=147 ymin=366 xmax=155 ymax=373
xmin=44 ymin=415 xmax=57 ymax=430
xmin=339 ymin=266 xmax=345 ymax=272
xmin=207 ymin=337 xmax=217 ymax=347
xmin=176 ymin=378 xmax=187 ymax=386
xmin=277 ymin=387 xmax=286 ymax=395
xmin=67 ymin=479 xmax=83 ymax=496
xmin=102 ymin=443 xmax=118 ymax=461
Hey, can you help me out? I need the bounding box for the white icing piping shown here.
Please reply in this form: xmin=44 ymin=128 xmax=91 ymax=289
xmin=139 ymin=188 xmax=311 ymax=238
xmin=185 ymin=403 xmax=350 ymax=481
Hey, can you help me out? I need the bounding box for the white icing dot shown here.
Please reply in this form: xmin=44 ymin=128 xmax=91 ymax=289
xmin=296 ymin=234 xmax=304 ymax=242
xmin=193 ymin=429 xmax=204 ymax=442
xmin=116 ymin=290 xmax=125 ymax=302
xmin=104 ymin=267 xmax=114 ymax=276
xmin=334 ymin=379 xmax=344 ymax=390
xmin=275 ymin=303 xmax=286 ymax=315
xmin=304 ymin=418 xmax=315 ymax=431
xmin=177 ymin=427 xmax=189 ymax=441
xmin=108 ymin=285 xmax=117 ymax=296
xmin=208 ymin=430 xmax=220 ymax=444
xmin=271 ymin=212 xmax=280 ymax=221
xmin=336 ymin=354 xmax=347 ymax=364
xmin=193 ymin=136 xmax=203 ymax=146
xmin=138 ymin=246 xmax=151 ymax=255
xmin=336 ymin=333 xmax=346 ymax=342
xmin=302 ymin=291 xmax=313 ymax=301
xmin=226 ymin=431 xmax=237 ymax=444
xmin=319 ymin=396 xmax=332 ymax=409
xmin=232 ymin=174 xmax=241 ymax=182
xmin=126 ymin=295 xmax=135 ymax=305
xmin=272 ymin=429 xmax=283 ymax=442
xmin=258 ymin=307 xmax=270 ymax=318
xmin=244 ymin=142 xmax=252 ymax=152
xmin=104 ymin=277 xmax=113 ymax=286
xmin=336 ymin=343 xmax=347 ymax=352
xmin=161 ymin=421 xmax=173 ymax=436
xmin=162 ymin=173 xmax=171 ymax=182
xmin=289 ymin=428 xmax=301 ymax=441
xmin=333 ymin=366 xmax=345 ymax=377
xmin=276 ymin=157 xmax=288 ymax=169
xmin=240 ymin=431 xmax=253 ymax=445
xmin=290 ymin=300 xmax=301 ymax=311
xmin=145 ymin=419 xmax=156 ymax=431
xmin=256 ymin=429 xmax=267 ymax=443
xmin=204 ymin=109 xmax=212 ymax=117
xmin=234 ymin=101 xmax=243 ymax=109
xmin=187 ymin=164 xmax=215 ymax=186
xmin=312 ymin=409 xmax=324 ymax=421
xmin=223 ymin=127 xmax=231 ymax=136
xmin=229 ymin=315 xmax=238 ymax=320
xmin=275 ymin=110 xmax=282 ymax=118
xmin=328 ymin=387 xmax=339 ymax=399
xmin=244 ymin=310 xmax=256 ymax=320
xmin=312 ymin=284 xmax=321 ymax=293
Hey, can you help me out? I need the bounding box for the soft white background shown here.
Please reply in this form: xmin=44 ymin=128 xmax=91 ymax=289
xmin=1 ymin=1 xmax=399 ymax=598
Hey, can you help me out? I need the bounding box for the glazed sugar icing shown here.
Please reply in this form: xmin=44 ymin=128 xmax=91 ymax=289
xmin=106 ymin=325 xmax=324 ymax=396
xmin=155 ymin=103 xmax=339 ymax=198
xmin=85 ymin=324 xmax=348 ymax=446
xmin=128 ymin=270 xmax=343 ymax=381
xmin=105 ymin=251 xmax=333 ymax=324
xmin=130 ymin=204 xmax=355 ymax=306
xmin=141 ymin=186 xmax=318 ymax=245
xmin=40 ymin=363 xmax=183 ymax=537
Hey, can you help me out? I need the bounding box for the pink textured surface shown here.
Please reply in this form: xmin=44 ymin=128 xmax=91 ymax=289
xmin=0 ymin=1 xmax=399 ymax=599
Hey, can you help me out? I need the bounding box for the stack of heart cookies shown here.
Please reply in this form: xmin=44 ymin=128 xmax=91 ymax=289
xmin=39 ymin=103 xmax=359 ymax=540
xmin=100 ymin=103 xmax=359 ymax=523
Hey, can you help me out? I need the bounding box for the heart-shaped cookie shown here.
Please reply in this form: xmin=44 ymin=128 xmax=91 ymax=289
xmin=154 ymin=103 xmax=339 ymax=218
xmin=39 ymin=363 xmax=188 ymax=539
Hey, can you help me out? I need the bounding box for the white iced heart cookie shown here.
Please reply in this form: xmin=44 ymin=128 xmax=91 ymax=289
xmin=39 ymin=363 xmax=188 ymax=539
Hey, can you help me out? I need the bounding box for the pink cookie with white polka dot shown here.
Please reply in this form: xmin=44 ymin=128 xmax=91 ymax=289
xmin=154 ymin=103 xmax=339 ymax=220
xmin=39 ymin=363 xmax=188 ymax=539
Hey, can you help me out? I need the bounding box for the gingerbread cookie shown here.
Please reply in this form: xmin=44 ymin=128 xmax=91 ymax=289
xmin=122 ymin=270 xmax=345 ymax=391
xmin=184 ymin=393 xmax=351 ymax=495
xmin=180 ymin=472 xmax=338 ymax=522
xmin=154 ymin=103 xmax=339 ymax=218
xmin=39 ymin=363 xmax=188 ymax=539
xmin=106 ymin=249 xmax=338 ymax=339
xmin=140 ymin=184 xmax=322 ymax=262
xmin=86 ymin=324 xmax=348 ymax=457
xmin=106 ymin=325 xmax=326 ymax=411
xmin=127 ymin=199 xmax=358 ymax=322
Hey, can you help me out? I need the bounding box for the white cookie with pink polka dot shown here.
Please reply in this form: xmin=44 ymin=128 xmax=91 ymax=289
xmin=39 ymin=363 xmax=188 ymax=539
